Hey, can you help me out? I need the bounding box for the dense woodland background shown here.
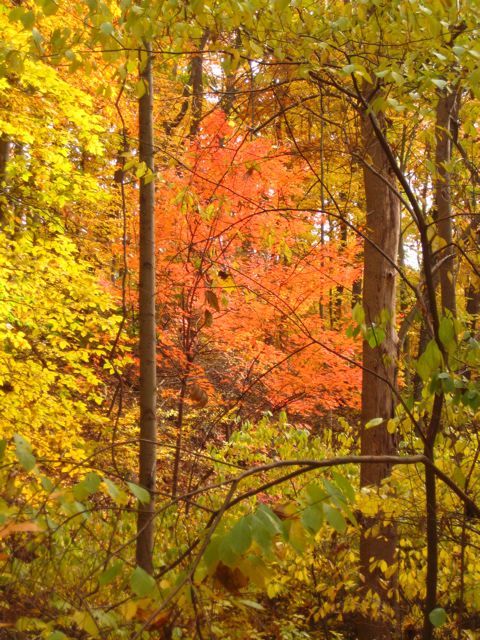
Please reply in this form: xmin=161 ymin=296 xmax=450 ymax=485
xmin=0 ymin=0 xmax=480 ymax=638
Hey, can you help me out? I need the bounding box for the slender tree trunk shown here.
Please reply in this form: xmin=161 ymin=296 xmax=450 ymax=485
xmin=172 ymin=376 xmax=187 ymax=498
xmin=434 ymin=91 xmax=457 ymax=316
xmin=357 ymin=110 xmax=401 ymax=640
xmin=465 ymin=193 xmax=479 ymax=334
xmin=0 ymin=134 xmax=10 ymax=229
xmin=0 ymin=135 xmax=9 ymax=183
xmin=466 ymin=281 xmax=480 ymax=332
xmin=335 ymin=221 xmax=348 ymax=322
xmin=422 ymin=394 xmax=443 ymax=640
xmin=420 ymin=89 xmax=459 ymax=639
xmin=136 ymin=42 xmax=157 ymax=575
xmin=189 ymin=29 xmax=209 ymax=138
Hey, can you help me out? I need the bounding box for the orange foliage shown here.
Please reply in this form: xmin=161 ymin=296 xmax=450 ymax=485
xmin=139 ymin=111 xmax=361 ymax=420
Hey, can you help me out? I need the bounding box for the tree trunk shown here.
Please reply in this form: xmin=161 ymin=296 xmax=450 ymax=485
xmin=466 ymin=281 xmax=479 ymax=332
xmin=357 ymin=110 xmax=401 ymax=640
xmin=0 ymin=134 xmax=10 ymax=229
xmin=434 ymin=91 xmax=457 ymax=316
xmin=419 ymin=89 xmax=459 ymax=640
xmin=189 ymin=30 xmax=209 ymax=138
xmin=136 ymin=42 xmax=157 ymax=575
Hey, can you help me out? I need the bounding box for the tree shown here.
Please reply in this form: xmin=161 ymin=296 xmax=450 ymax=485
xmin=136 ymin=42 xmax=157 ymax=575
xmin=358 ymin=105 xmax=401 ymax=640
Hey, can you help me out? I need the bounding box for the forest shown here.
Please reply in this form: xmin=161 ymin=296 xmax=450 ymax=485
xmin=0 ymin=0 xmax=479 ymax=638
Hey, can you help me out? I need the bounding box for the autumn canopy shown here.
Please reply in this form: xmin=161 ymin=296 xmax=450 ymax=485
xmin=0 ymin=1 xmax=479 ymax=639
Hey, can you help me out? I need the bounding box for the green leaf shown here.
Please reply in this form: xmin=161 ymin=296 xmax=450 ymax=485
xmin=228 ymin=517 xmax=252 ymax=555
xmin=0 ymin=439 xmax=6 ymax=460
xmin=255 ymin=505 xmax=283 ymax=535
xmin=352 ymin=303 xmax=365 ymax=325
xmin=47 ymin=632 xmax=68 ymax=640
xmin=100 ymin=22 xmax=114 ymax=36
xmin=218 ymin=535 xmax=239 ymax=567
xmin=390 ymin=70 xmax=404 ymax=84
xmin=126 ymin=481 xmax=150 ymax=505
xmin=367 ymin=326 xmax=386 ymax=348
xmin=73 ymin=472 xmax=102 ymax=501
xmin=8 ymin=7 xmax=24 ymax=22
xmin=13 ymin=434 xmax=36 ymax=471
xmin=301 ymin=504 xmax=323 ymax=534
xmin=429 ymin=607 xmax=447 ymax=627
xmin=40 ymin=475 xmax=53 ymax=492
xmin=439 ymin=316 xmax=455 ymax=349
xmin=250 ymin=517 xmax=273 ymax=552
xmin=322 ymin=478 xmax=342 ymax=500
xmin=417 ymin=340 xmax=443 ymax=381
xmin=306 ymin=483 xmax=328 ymax=506
xmin=323 ymin=505 xmax=347 ymax=533
xmin=20 ymin=10 xmax=35 ymax=29
xmin=250 ymin=506 xmax=283 ymax=552
xmin=130 ymin=566 xmax=156 ymax=597
xmin=98 ymin=560 xmax=123 ymax=587
xmin=103 ymin=478 xmax=120 ymax=500
xmin=332 ymin=471 xmax=355 ymax=503
xmin=42 ymin=0 xmax=59 ymax=16
xmin=204 ymin=537 xmax=220 ymax=568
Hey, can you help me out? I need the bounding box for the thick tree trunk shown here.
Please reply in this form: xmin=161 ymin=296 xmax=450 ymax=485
xmin=357 ymin=111 xmax=401 ymax=640
xmin=434 ymin=91 xmax=457 ymax=316
xmin=136 ymin=42 xmax=157 ymax=575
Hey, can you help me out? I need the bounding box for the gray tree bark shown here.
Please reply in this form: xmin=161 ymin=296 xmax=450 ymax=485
xmin=136 ymin=42 xmax=157 ymax=575
xmin=0 ymin=134 xmax=10 ymax=228
xmin=357 ymin=110 xmax=401 ymax=640
xmin=434 ymin=90 xmax=457 ymax=316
